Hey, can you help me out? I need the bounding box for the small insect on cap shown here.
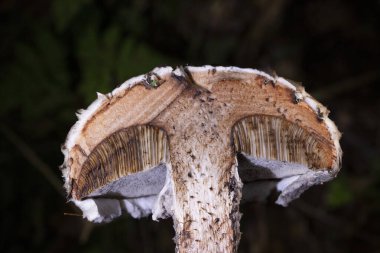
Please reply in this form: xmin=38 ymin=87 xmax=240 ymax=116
xmin=61 ymin=66 xmax=342 ymax=224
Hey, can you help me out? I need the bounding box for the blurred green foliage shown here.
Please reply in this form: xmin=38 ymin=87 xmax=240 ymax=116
xmin=52 ymin=0 xmax=91 ymax=31
xmin=1 ymin=28 xmax=70 ymax=118
xmin=1 ymin=0 xmax=177 ymax=121
xmin=326 ymin=177 xmax=353 ymax=208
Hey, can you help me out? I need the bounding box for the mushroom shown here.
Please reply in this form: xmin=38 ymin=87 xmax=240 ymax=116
xmin=61 ymin=66 xmax=342 ymax=252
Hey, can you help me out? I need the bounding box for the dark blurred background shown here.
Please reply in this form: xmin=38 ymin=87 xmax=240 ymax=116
xmin=1 ymin=0 xmax=379 ymax=252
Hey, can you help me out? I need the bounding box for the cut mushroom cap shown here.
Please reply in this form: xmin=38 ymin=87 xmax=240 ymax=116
xmin=61 ymin=66 xmax=342 ymax=251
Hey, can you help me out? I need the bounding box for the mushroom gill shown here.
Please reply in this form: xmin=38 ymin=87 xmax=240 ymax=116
xmin=72 ymin=125 xmax=169 ymax=199
xmin=232 ymin=115 xmax=333 ymax=170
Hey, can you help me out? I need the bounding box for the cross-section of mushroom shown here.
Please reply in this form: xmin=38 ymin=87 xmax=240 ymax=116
xmin=61 ymin=66 xmax=342 ymax=253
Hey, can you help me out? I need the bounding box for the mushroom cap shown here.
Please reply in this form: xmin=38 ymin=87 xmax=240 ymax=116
xmin=61 ymin=66 xmax=342 ymax=222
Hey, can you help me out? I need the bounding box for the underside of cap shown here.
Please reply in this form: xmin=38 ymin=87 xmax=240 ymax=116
xmin=71 ymin=125 xmax=168 ymax=199
xmin=61 ymin=65 xmax=342 ymax=222
xmin=233 ymin=114 xmax=339 ymax=206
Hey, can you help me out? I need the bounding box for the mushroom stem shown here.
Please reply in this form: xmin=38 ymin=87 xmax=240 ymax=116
xmin=149 ymin=86 xmax=244 ymax=252
xmin=171 ymin=161 xmax=242 ymax=253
